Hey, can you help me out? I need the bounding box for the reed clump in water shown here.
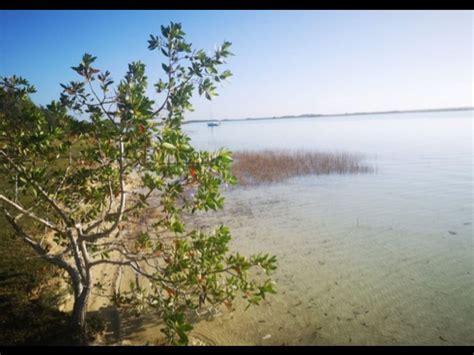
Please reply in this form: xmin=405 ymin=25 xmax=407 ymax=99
xmin=231 ymin=149 xmax=374 ymax=186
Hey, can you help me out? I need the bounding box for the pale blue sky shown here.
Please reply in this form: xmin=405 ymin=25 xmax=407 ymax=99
xmin=0 ymin=10 xmax=472 ymax=120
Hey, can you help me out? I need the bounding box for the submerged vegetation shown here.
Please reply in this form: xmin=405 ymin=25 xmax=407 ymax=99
xmin=231 ymin=150 xmax=374 ymax=186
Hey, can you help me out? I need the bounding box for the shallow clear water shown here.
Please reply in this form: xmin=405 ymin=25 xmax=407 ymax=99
xmin=136 ymin=111 xmax=474 ymax=345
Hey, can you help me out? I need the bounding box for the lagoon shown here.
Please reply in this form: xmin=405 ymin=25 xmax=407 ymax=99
xmin=182 ymin=110 xmax=474 ymax=345
xmin=126 ymin=110 xmax=473 ymax=345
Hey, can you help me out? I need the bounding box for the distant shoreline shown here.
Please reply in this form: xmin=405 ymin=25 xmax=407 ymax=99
xmin=183 ymin=106 xmax=473 ymax=124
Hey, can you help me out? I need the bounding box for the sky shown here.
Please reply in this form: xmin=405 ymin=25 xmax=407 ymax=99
xmin=0 ymin=10 xmax=472 ymax=120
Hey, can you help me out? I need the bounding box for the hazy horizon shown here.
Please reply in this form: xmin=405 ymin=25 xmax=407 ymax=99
xmin=188 ymin=105 xmax=474 ymax=121
xmin=1 ymin=10 xmax=472 ymax=120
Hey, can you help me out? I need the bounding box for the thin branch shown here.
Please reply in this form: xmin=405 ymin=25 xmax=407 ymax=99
xmin=89 ymin=258 xmax=132 ymax=268
xmin=0 ymin=194 xmax=63 ymax=233
xmin=80 ymin=132 xmax=127 ymax=242
xmin=86 ymin=78 xmax=118 ymax=127
xmin=13 ymin=199 xmax=42 ymax=223
xmin=0 ymin=150 xmax=73 ymax=227
xmin=53 ymin=150 xmax=72 ymax=200
xmin=2 ymin=208 xmax=76 ymax=275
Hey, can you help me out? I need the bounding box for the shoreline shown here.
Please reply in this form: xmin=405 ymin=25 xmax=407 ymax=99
xmin=58 ymin=145 xmax=472 ymax=346
xmin=183 ymin=106 xmax=473 ymax=125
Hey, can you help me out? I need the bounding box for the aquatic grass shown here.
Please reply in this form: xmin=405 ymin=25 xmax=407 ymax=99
xmin=231 ymin=149 xmax=374 ymax=186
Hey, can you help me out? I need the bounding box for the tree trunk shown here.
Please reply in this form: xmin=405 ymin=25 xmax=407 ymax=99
xmin=72 ymin=283 xmax=91 ymax=345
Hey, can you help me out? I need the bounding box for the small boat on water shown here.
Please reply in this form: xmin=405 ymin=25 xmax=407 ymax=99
xmin=207 ymin=121 xmax=220 ymax=127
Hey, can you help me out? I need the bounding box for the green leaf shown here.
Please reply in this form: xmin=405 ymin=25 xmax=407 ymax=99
xmin=162 ymin=142 xmax=176 ymax=150
xmin=162 ymin=64 xmax=170 ymax=73
xmin=1 ymin=24 xmax=278 ymax=350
